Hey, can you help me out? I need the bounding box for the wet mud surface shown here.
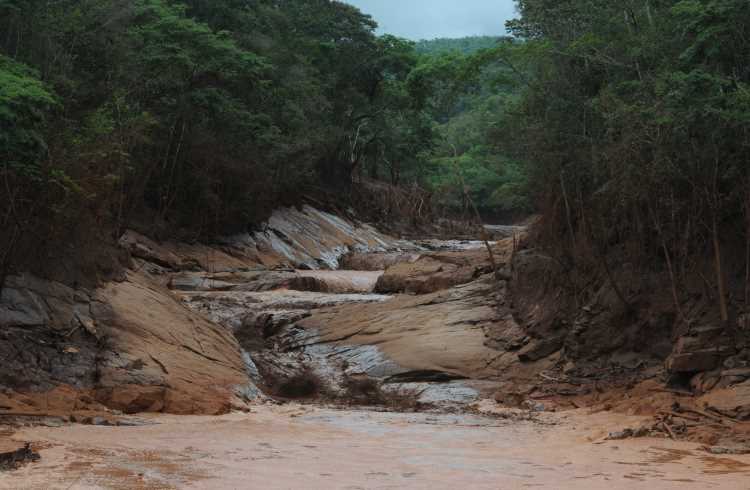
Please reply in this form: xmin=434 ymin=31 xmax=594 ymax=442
xmin=3 ymin=406 xmax=749 ymax=489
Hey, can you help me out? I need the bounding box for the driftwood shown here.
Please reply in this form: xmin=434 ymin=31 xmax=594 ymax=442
xmin=659 ymin=410 xmax=701 ymax=422
xmin=680 ymin=407 xmax=730 ymax=424
xmin=0 ymin=412 xmax=52 ymax=418
xmin=660 ymin=421 xmax=677 ymax=440
xmin=649 ymin=388 xmax=694 ymax=396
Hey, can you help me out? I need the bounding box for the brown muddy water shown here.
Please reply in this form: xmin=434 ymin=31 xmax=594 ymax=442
xmin=3 ymin=405 xmax=749 ymax=489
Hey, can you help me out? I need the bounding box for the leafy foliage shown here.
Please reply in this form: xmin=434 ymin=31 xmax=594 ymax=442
xmin=415 ymin=36 xmax=504 ymax=55
xmin=0 ymin=55 xmax=56 ymax=177
xmin=501 ymin=0 xmax=750 ymax=322
xmin=410 ymin=40 xmax=533 ymax=218
xmin=0 ymin=0 xmax=443 ymax=279
xmin=0 ymin=4 xmax=422 ymax=249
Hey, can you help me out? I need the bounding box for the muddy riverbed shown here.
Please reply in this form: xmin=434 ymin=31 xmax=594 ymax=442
xmin=3 ymin=405 xmax=749 ymax=489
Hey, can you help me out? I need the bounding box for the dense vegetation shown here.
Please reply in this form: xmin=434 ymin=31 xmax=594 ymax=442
xmin=0 ymin=0 xmax=530 ymax=283
xmin=411 ymin=40 xmax=531 ymax=220
xmin=501 ymin=0 xmax=750 ymax=324
xmin=414 ymin=36 xmax=501 ymax=55
xmin=0 ymin=0 xmax=437 ymax=281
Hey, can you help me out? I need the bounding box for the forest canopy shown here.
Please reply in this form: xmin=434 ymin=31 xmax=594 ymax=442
xmin=0 ymin=0 xmax=526 ymax=278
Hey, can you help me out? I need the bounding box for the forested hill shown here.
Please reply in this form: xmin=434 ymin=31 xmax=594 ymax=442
xmin=415 ymin=36 xmax=502 ymax=55
xmin=0 ymin=0 xmax=529 ymax=283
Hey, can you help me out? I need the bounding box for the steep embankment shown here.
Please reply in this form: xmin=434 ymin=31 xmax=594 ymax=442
xmin=505 ymin=244 xmax=750 ymax=445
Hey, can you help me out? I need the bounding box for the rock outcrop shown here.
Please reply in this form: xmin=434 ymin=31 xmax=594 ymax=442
xmin=0 ymin=204 xmax=415 ymax=415
xmin=92 ymin=271 xmax=252 ymax=414
xmin=290 ymin=276 xmax=536 ymax=380
xmin=0 ymin=270 xmax=252 ymax=415
xmin=122 ymin=205 xmax=411 ymax=273
xmin=374 ymin=244 xmax=511 ymax=295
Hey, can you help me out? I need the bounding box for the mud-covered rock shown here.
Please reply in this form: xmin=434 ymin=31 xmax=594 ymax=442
xmin=667 ymin=349 xmax=721 ymax=373
xmin=374 ymin=246 xmax=508 ymax=295
xmin=0 ymin=274 xmax=91 ymax=331
xmin=223 ymin=205 xmax=406 ymax=270
xmin=340 ymin=251 xmax=421 ymax=271
xmin=92 ymin=271 xmax=253 ymax=414
xmin=292 ymin=277 xmax=538 ymax=380
xmin=699 ymin=380 xmax=750 ymax=420
xmin=0 ymin=269 xmax=256 ymax=415
xmin=0 ymin=275 xmax=100 ymax=391
xmin=667 ymin=333 xmax=730 ymax=374
xmin=691 ymin=371 xmax=722 ymax=394
xmin=518 ymin=336 xmax=565 ymax=363
xmin=375 ymin=257 xmax=477 ymax=294
xmin=119 ymin=230 xmax=182 ymax=270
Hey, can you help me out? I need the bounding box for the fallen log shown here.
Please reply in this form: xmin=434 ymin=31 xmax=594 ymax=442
xmin=0 ymin=412 xmax=51 ymax=418
xmin=659 ymin=410 xmax=701 ymax=422
xmin=679 ymin=408 xmax=729 ymax=424
xmin=660 ymin=421 xmax=677 ymax=440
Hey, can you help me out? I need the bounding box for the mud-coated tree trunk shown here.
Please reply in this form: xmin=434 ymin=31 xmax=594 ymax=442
xmin=712 ymin=213 xmax=729 ymax=324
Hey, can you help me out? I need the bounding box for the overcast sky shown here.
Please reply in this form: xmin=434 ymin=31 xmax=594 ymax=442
xmin=343 ymin=0 xmax=517 ymax=40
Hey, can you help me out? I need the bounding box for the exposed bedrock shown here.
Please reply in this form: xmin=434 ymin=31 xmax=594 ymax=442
xmin=0 ymin=271 xmax=253 ymax=416
xmin=0 ymin=204 xmax=431 ymax=415
xmin=173 ymin=232 xmax=552 ymax=410
xmin=374 ymin=244 xmax=511 ymax=295
xmin=121 ymin=204 xmax=418 ymax=273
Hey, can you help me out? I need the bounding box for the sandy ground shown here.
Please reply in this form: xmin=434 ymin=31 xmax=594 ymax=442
xmin=3 ymin=405 xmax=750 ymax=490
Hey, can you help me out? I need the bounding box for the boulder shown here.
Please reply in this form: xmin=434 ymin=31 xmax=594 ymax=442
xmin=290 ymin=271 xmax=382 ymax=294
xmin=374 ymin=241 xmax=516 ymax=295
xmin=119 ymin=230 xmax=182 ymax=270
xmin=0 ymin=269 xmax=257 ymax=415
xmin=92 ymin=271 xmax=253 ymax=415
xmin=518 ymin=336 xmax=565 ymax=363
xmin=667 ymin=350 xmax=721 ymax=373
xmin=375 ymin=256 xmax=478 ymax=294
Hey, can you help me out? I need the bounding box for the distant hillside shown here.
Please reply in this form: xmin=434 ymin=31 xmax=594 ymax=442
xmin=415 ymin=36 xmax=503 ymax=55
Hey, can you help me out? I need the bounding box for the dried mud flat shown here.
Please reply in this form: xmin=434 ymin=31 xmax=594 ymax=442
xmin=2 ymin=405 xmax=749 ymax=490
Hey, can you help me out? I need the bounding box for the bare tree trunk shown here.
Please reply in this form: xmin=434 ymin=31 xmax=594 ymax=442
xmin=709 ymin=155 xmax=729 ymax=325
xmin=451 ymin=148 xmax=497 ymax=273
xmin=0 ymin=224 xmax=19 ymax=293
xmin=560 ymin=169 xmax=577 ymax=250
xmin=745 ymin=183 xmax=750 ymax=330
xmin=581 ymin=202 xmax=631 ymax=311
xmin=649 ymin=202 xmax=684 ymax=323
xmin=712 ymin=211 xmax=729 ymax=324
